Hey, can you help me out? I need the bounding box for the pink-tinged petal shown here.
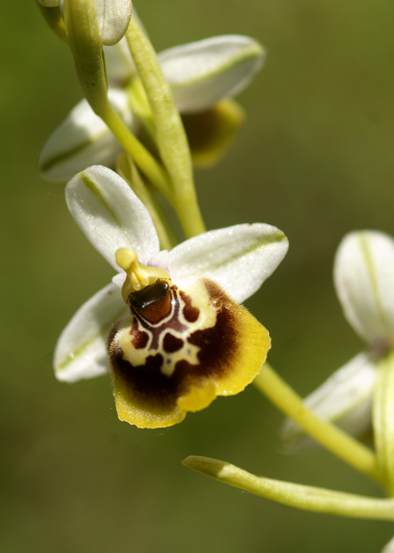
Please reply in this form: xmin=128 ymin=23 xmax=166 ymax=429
xmin=55 ymin=283 xmax=128 ymax=382
xmin=169 ymin=223 xmax=288 ymax=303
xmin=66 ymin=166 xmax=160 ymax=270
xmin=147 ymin=250 xmax=170 ymax=271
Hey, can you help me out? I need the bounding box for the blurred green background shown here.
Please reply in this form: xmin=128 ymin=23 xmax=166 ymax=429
xmin=2 ymin=0 xmax=394 ymax=551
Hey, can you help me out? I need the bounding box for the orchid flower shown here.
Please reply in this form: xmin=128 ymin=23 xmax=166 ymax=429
xmin=282 ymin=230 xmax=394 ymax=451
xmin=39 ymin=34 xmax=265 ymax=181
xmin=56 ymin=165 xmax=288 ymax=428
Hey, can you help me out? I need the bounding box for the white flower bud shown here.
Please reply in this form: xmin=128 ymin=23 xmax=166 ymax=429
xmin=334 ymin=230 xmax=394 ymax=343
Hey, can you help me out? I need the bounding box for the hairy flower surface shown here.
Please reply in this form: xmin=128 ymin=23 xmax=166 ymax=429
xmin=282 ymin=230 xmax=394 ymax=450
xmin=39 ymin=34 xmax=265 ymax=181
xmin=55 ymin=165 xmax=288 ymax=428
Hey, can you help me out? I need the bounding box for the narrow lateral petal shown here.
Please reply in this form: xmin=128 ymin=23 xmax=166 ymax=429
xmin=96 ymin=0 xmax=132 ymax=46
xmin=66 ymin=166 xmax=160 ymax=270
xmin=169 ymin=223 xmax=288 ymax=304
xmin=55 ymin=283 xmax=128 ymax=382
xmin=158 ymin=35 xmax=265 ymax=113
xmin=334 ymin=231 xmax=394 ymax=343
xmin=39 ymin=89 xmax=134 ymax=182
xmin=281 ymin=352 xmax=377 ymax=452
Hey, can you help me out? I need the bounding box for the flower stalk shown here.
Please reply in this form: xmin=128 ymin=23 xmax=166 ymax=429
xmin=254 ymin=363 xmax=382 ymax=484
xmin=126 ymin=14 xmax=206 ymax=238
xmin=373 ymin=350 xmax=394 ymax=496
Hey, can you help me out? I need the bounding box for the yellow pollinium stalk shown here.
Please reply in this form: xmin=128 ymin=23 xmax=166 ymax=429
xmin=115 ymin=248 xmax=171 ymax=304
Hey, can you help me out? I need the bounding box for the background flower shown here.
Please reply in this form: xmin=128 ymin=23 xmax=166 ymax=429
xmin=282 ymin=231 xmax=394 ymax=451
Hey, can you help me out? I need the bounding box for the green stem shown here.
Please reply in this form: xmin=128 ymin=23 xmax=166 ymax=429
xmin=254 ymin=363 xmax=382 ymax=484
xmin=126 ymin=15 xmax=206 ymax=238
xmin=126 ymin=78 xmax=157 ymax=142
xmin=183 ymin=456 xmax=394 ymax=521
xmin=373 ymin=351 xmax=394 ymax=496
xmin=64 ymin=0 xmax=171 ymax=196
xmin=36 ymin=2 xmax=68 ymax=44
xmin=117 ymin=154 xmax=177 ymax=251
xmin=99 ymin=103 xmax=171 ymax=196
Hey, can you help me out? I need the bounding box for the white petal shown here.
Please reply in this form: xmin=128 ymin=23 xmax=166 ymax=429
xmin=96 ymin=0 xmax=132 ymax=46
xmin=158 ymin=35 xmax=265 ymax=113
xmin=55 ymin=283 xmax=128 ymax=382
xmin=281 ymin=352 xmax=377 ymax=452
xmin=39 ymin=89 xmax=135 ymax=182
xmin=334 ymin=231 xmax=394 ymax=343
xmin=147 ymin=250 xmax=169 ymax=271
xmin=104 ymin=37 xmax=136 ymax=86
xmin=66 ymin=166 xmax=160 ymax=270
xmin=382 ymin=537 xmax=394 ymax=553
xmin=169 ymin=223 xmax=288 ymax=303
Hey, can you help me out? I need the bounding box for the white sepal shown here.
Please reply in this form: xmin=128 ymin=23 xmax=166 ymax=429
xmin=281 ymin=352 xmax=377 ymax=452
xmin=334 ymin=231 xmax=394 ymax=343
xmin=39 ymin=89 xmax=134 ymax=182
xmin=382 ymin=537 xmax=394 ymax=553
xmin=96 ymin=0 xmax=132 ymax=46
xmin=54 ymin=283 xmax=128 ymax=382
xmin=158 ymin=35 xmax=265 ymax=113
xmin=66 ymin=166 xmax=160 ymax=270
xmin=169 ymin=223 xmax=288 ymax=304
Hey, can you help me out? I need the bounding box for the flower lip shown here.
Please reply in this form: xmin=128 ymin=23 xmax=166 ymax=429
xmin=108 ymin=276 xmax=271 ymax=428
